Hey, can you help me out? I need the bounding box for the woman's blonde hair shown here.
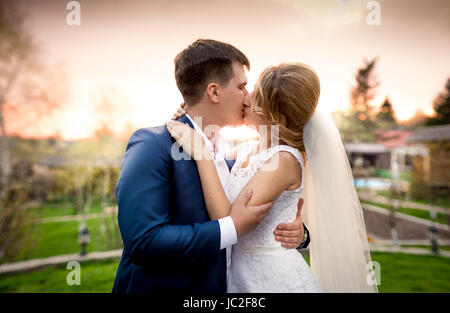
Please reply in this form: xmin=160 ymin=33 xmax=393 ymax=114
xmin=253 ymin=62 xmax=320 ymax=159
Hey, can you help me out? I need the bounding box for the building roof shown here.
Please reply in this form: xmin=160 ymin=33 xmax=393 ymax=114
xmin=344 ymin=143 xmax=388 ymax=154
xmin=373 ymin=130 xmax=413 ymax=148
xmin=406 ymin=124 xmax=450 ymax=143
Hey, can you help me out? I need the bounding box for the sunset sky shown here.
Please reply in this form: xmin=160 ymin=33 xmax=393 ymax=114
xmin=13 ymin=0 xmax=450 ymax=139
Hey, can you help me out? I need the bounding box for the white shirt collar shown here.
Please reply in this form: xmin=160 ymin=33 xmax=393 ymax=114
xmin=185 ymin=113 xmax=229 ymax=157
xmin=185 ymin=114 xmax=231 ymax=197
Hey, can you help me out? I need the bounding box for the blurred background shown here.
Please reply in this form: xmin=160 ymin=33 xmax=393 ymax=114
xmin=0 ymin=0 xmax=449 ymax=292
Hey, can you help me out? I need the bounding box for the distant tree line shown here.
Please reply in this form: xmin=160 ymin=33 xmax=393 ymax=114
xmin=334 ymin=57 xmax=450 ymax=142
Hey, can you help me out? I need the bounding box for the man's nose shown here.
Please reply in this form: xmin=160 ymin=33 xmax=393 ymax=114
xmin=243 ymin=94 xmax=251 ymax=107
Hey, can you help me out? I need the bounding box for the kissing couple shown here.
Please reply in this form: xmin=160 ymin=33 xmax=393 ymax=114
xmin=112 ymin=39 xmax=378 ymax=293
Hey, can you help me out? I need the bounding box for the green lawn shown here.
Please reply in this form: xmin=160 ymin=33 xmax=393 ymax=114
xmin=377 ymin=190 xmax=450 ymax=209
xmin=0 ymin=252 xmax=448 ymax=293
xmin=26 ymin=199 xmax=115 ymax=219
xmin=14 ymin=216 xmax=122 ymax=262
xmin=3 ymin=198 xmax=121 ymax=263
xmin=303 ymin=252 xmax=449 ymax=292
xmin=400 ymin=245 xmax=450 ymax=252
xmin=0 ymin=259 xmax=120 ymax=293
xmin=374 ymin=169 xmax=412 ymax=182
xmin=369 ymin=252 xmax=450 ymax=292
xmin=361 ymin=200 xmax=448 ymax=225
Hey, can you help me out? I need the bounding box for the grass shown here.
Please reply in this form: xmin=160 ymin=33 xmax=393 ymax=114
xmin=2 ymin=198 xmax=448 ymax=293
xmin=0 ymin=259 xmax=120 ymax=293
xmin=369 ymin=252 xmax=450 ymax=293
xmin=302 ymin=251 xmax=450 ymax=292
xmin=26 ymin=199 xmax=115 ymax=219
xmin=3 ymin=198 xmax=122 ymax=263
xmin=361 ymin=200 xmax=449 ymax=225
xmin=14 ymin=216 xmax=122 ymax=262
xmin=401 ymin=245 xmax=450 ymax=252
xmin=0 ymin=252 xmax=449 ymax=293
xmin=377 ymin=190 xmax=450 ymax=209
xmin=376 ymin=244 xmax=450 ymax=252
xmin=374 ymin=169 xmax=412 ymax=182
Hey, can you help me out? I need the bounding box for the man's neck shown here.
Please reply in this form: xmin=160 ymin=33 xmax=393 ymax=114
xmin=185 ymin=104 xmax=223 ymax=140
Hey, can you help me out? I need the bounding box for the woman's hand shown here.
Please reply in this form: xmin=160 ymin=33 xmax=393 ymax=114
xmin=171 ymin=102 xmax=187 ymax=120
xmin=166 ymin=120 xmax=212 ymax=161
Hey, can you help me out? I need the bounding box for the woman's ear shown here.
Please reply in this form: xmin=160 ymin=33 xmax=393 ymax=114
xmin=206 ymin=83 xmax=220 ymax=104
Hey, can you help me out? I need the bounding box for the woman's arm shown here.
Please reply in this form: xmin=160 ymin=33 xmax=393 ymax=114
xmin=195 ymin=151 xmax=302 ymax=220
xmin=166 ymin=121 xmax=302 ymax=220
xmin=236 ymin=152 xmax=301 ymax=206
xmin=196 ymin=158 xmax=232 ymax=220
xmin=166 ymin=121 xmax=231 ymax=220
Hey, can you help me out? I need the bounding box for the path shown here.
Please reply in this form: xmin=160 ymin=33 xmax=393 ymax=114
xmin=38 ymin=207 xmax=118 ymax=224
xmin=1 ymin=244 xmax=449 ymax=276
xmin=358 ymin=190 xmax=449 ymax=215
xmin=0 ymin=249 xmax=123 ymax=275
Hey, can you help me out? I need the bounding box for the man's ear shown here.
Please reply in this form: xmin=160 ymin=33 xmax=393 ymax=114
xmin=206 ymin=83 xmax=220 ymax=104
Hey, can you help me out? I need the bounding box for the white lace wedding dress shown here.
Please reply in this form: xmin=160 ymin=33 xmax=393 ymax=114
xmin=227 ymin=141 xmax=324 ymax=293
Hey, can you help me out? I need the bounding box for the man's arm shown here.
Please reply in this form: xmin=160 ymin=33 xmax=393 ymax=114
xmin=116 ymin=129 xmax=222 ymax=266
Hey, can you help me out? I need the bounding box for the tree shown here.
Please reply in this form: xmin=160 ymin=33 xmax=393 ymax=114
xmin=350 ymin=58 xmax=379 ymax=129
xmin=341 ymin=58 xmax=379 ymax=142
xmin=332 ymin=110 xmax=375 ymax=143
xmin=346 ymin=58 xmax=379 ymax=142
xmin=0 ymin=2 xmax=67 ymax=206
xmin=426 ymin=78 xmax=450 ymax=126
xmin=401 ymin=109 xmax=426 ymax=130
xmin=376 ymin=97 xmax=397 ymax=130
xmin=0 ymin=2 xmax=67 ymax=260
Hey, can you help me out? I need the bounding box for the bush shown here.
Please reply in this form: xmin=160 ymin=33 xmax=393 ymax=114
xmin=0 ymin=187 xmax=39 ymax=263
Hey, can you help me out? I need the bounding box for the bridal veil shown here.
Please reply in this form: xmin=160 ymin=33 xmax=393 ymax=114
xmin=302 ymin=107 xmax=379 ymax=293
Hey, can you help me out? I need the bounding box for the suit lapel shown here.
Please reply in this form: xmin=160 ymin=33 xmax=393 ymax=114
xmin=176 ymin=114 xmax=194 ymax=129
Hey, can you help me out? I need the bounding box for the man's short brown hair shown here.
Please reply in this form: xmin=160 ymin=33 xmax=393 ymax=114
xmin=174 ymin=39 xmax=250 ymax=105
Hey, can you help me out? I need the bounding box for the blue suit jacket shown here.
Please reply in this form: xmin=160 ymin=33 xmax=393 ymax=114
xmin=112 ymin=116 xmax=229 ymax=293
xmin=112 ymin=115 xmax=310 ymax=293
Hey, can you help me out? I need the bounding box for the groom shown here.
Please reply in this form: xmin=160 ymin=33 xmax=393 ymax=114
xmin=112 ymin=39 xmax=310 ymax=293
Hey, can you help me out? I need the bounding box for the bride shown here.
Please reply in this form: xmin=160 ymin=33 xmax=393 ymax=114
xmin=166 ymin=62 xmax=378 ymax=293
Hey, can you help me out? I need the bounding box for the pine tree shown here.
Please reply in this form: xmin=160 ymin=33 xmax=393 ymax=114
xmin=376 ymin=97 xmax=397 ymax=130
xmin=348 ymin=58 xmax=379 ymax=141
xmin=426 ymin=78 xmax=450 ymax=126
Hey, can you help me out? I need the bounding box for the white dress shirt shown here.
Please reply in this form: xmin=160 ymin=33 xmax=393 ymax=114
xmin=185 ymin=114 xmax=237 ymax=279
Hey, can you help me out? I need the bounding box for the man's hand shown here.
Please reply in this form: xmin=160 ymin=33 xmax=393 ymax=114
xmin=230 ymin=189 xmax=273 ymax=237
xmin=273 ymin=198 xmax=305 ymax=249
